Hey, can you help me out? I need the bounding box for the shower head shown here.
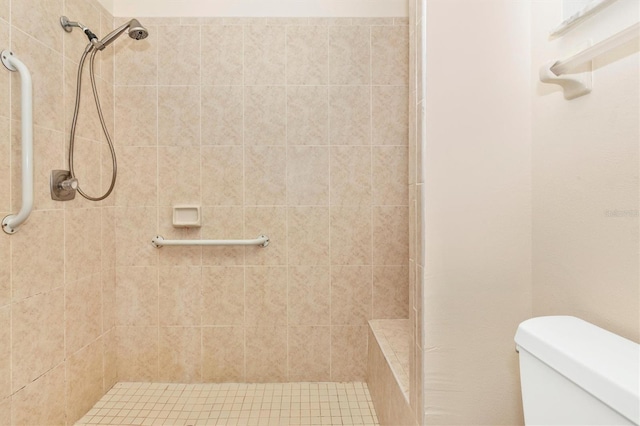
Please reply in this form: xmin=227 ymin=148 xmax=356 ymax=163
xmin=60 ymin=16 xmax=148 ymax=50
xmin=127 ymin=19 xmax=149 ymax=41
xmin=96 ymin=18 xmax=149 ymax=50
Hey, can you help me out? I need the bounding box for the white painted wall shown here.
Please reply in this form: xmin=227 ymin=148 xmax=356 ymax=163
xmin=421 ymin=0 xmax=638 ymax=423
xmin=422 ymin=0 xmax=532 ymax=424
xmin=531 ymin=0 xmax=640 ymax=341
xmin=100 ymin=0 xmax=407 ymax=17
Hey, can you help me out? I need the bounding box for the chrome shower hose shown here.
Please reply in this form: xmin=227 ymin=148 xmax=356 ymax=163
xmin=68 ymin=43 xmax=117 ymax=201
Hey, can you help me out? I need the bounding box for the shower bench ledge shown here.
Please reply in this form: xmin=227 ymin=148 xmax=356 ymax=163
xmin=367 ymin=319 xmax=416 ymax=426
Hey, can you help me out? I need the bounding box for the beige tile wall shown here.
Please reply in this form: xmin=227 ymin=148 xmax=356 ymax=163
xmin=113 ymin=17 xmax=409 ymax=384
xmin=0 ymin=0 xmax=116 ymax=424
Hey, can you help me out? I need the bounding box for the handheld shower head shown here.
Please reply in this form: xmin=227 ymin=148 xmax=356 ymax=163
xmin=127 ymin=19 xmax=149 ymax=41
xmin=96 ymin=18 xmax=149 ymax=50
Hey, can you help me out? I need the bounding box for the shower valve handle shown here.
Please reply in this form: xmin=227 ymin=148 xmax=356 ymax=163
xmin=59 ymin=178 xmax=78 ymax=191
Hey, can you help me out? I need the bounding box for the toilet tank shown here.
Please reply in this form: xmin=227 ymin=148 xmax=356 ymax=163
xmin=515 ymin=316 xmax=639 ymax=426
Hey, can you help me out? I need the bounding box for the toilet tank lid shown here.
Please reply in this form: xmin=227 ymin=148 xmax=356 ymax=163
xmin=515 ymin=316 xmax=639 ymax=424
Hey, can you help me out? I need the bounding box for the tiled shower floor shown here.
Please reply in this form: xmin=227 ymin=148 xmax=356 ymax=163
xmin=76 ymin=382 xmax=380 ymax=426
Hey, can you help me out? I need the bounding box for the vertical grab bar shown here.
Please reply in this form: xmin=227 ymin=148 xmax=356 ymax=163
xmin=1 ymin=50 xmax=33 ymax=234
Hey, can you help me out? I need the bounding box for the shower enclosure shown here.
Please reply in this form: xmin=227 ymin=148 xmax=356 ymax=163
xmin=0 ymin=1 xmax=414 ymax=424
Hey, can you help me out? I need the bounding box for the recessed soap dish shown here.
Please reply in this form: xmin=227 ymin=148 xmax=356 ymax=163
xmin=173 ymin=205 xmax=201 ymax=228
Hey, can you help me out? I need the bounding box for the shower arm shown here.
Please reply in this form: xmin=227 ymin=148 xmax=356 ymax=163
xmin=60 ymin=16 xmax=99 ymax=45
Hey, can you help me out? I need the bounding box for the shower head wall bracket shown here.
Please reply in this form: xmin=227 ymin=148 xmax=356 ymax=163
xmin=60 ymin=16 xmax=74 ymax=32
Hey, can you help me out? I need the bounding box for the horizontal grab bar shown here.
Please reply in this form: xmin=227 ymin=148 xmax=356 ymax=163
xmin=152 ymin=235 xmax=269 ymax=248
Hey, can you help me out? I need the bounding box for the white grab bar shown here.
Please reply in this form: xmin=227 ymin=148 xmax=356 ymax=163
xmin=2 ymin=50 xmax=33 ymax=234
xmin=152 ymin=235 xmax=270 ymax=248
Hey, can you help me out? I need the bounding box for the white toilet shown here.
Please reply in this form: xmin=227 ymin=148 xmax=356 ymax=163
xmin=515 ymin=316 xmax=639 ymax=425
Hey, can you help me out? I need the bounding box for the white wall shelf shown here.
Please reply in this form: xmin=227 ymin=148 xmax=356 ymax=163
xmin=551 ymin=0 xmax=619 ymax=39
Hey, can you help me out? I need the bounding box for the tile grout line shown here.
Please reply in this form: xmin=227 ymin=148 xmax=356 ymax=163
xmin=284 ymin=23 xmax=290 ymax=382
xmin=198 ymin=22 xmax=204 ymax=384
xmin=155 ymin=20 xmax=160 ymax=383
xmin=241 ymin=23 xmax=247 ymax=383
xmin=61 ymin=1 xmax=69 ymax=421
xmin=369 ymin=24 xmax=374 ymax=355
xmin=327 ymin=23 xmax=332 ymax=382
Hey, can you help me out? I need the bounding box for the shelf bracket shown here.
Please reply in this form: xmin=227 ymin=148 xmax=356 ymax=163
xmin=540 ymin=60 xmax=592 ymax=100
